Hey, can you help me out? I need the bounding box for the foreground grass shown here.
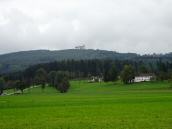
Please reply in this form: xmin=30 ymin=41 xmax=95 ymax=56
xmin=0 ymin=81 xmax=172 ymax=129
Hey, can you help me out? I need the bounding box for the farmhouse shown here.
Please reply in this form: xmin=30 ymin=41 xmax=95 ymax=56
xmin=134 ymin=74 xmax=154 ymax=82
xmin=88 ymin=76 xmax=103 ymax=83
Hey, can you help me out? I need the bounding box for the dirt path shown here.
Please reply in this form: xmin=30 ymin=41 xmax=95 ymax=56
xmin=1 ymin=86 xmax=40 ymax=96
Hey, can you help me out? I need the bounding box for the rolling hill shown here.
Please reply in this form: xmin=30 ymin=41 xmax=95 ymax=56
xmin=0 ymin=49 xmax=171 ymax=74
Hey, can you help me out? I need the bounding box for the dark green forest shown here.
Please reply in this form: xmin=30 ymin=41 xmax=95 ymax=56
xmin=0 ymin=49 xmax=172 ymax=74
xmin=1 ymin=58 xmax=172 ymax=90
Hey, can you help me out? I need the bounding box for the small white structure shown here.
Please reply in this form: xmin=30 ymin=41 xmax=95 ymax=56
xmin=75 ymin=45 xmax=86 ymax=49
xmin=134 ymin=74 xmax=153 ymax=83
xmin=88 ymin=76 xmax=103 ymax=83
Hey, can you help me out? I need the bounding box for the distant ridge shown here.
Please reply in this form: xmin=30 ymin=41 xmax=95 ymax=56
xmin=0 ymin=49 xmax=171 ymax=74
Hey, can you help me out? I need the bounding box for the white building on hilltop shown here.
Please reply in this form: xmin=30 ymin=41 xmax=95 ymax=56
xmin=134 ymin=74 xmax=154 ymax=83
xmin=75 ymin=45 xmax=86 ymax=49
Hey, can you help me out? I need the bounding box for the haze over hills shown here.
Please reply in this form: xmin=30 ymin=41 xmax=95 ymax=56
xmin=0 ymin=49 xmax=172 ymax=74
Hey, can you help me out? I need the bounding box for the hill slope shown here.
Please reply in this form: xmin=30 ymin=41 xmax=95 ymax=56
xmin=0 ymin=49 xmax=172 ymax=74
xmin=0 ymin=49 xmax=138 ymax=73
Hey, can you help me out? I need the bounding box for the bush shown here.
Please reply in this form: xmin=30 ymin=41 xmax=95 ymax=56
xmin=54 ymin=71 xmax=70 ymax=93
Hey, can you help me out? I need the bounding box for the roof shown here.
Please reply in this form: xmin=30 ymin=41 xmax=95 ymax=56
xmin=135 ymin=73 xmax=155 ymax=77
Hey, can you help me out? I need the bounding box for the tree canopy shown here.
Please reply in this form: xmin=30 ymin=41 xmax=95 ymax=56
xmin=34 ymin=68 xmax=47 ymax=90
xmin=121 ymin=65 xmax=135 ymax=84
xmin=0 ymin=77 xmax=5 ymax=95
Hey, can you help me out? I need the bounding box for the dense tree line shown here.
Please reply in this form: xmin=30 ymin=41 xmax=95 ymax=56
xmin=3 ymin=59 xmax=172 ymax=81
xmin=21 ymin=59 xmax=172 ymax=79
xmin=1 ymin=59 xmax=172 ymax=95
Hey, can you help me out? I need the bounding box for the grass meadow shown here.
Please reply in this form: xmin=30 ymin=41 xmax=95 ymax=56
xmin=0 ymin=81 xmax=172 ymax=129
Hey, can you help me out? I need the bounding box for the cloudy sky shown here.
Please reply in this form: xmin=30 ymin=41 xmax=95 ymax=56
xmin=0 ymin=0 xmax=172 ymax=54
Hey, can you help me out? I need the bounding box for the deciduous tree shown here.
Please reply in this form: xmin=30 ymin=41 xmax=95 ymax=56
xmin=34 ymin=68 xmax=47 ymax=90
xmin=15 ymin=80 xmax=26 ymax=94
xmin=54 ymin=71 xmax=70 ymax=93
xmin=121 ymin=65 xmax=135 ymax=84
xmin=48 ymin=71 xmax=57 ymax=87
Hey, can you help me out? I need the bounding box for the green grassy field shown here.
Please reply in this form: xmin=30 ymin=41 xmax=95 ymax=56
xmin=0 ymin=81 xmax=172 ymax=129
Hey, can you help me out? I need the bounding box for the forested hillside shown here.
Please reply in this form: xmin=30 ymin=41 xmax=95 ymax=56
xmin=0 ymin=49 xmax=171 ymax=74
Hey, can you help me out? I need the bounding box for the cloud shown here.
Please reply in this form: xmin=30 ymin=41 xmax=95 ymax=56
xmin=0 ymin=0 xmax=172 ymax=54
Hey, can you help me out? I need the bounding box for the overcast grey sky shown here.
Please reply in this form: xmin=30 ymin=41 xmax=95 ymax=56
xmin=0 ymin=0 xmax=172 ymax=54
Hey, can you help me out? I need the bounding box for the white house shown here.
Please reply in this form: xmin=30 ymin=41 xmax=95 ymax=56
xmin=88 ymin=76 xmax=103 ymax=83
xmin=134 ymin=74 xmax=154 ymax=82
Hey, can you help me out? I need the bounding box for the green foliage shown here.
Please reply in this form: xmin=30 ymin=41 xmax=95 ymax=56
xmin=139 ymin=65 xmax=148 ymax=73
xmin=4 ymin=57 xmax=172 ymax=84
xmin=0 ymin=50 xmax=138 ymax=73
xmin=156 ymin=72 xmax=168 ymax=81
xmin=0 ymin=49 xmax=172 ymax=74
xmin=48 ymin=71 xmax=57 ymax=87
xmin=34 ymin=68 xmax=47 ymax=90
xmin=121 ymin=65 xmax=135 ymax=84
xmin=54 ymin=71 xmax=70 ymax=93
xmin=104 ymin=64 xmax=118 ymax=82
xmin=169 ymin=73 xmax=172 ymax=87
xmin=0 ymin=77 xmax=5 ymax=95
xmin=15 ymin=80 xmax=26 ymax=93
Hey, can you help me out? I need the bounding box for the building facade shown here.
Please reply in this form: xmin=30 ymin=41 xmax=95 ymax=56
xmin=134 ymin=75 xmax=153 ymax=82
